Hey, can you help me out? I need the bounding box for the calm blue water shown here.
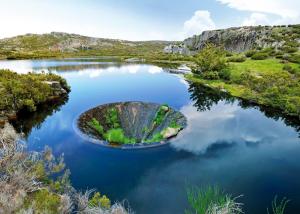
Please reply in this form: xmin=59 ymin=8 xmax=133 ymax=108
xmin=0 ymin=59 xmax=300 ymax=214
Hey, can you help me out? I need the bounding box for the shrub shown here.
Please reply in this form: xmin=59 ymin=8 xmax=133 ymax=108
xmin=285 ymin=41 xmax=299 ymax=48
xmin=282 ymin=64 xmax=293 ymax=72
xmin=23 ymin=99 xmax=37 ymax=112
xmin=0 ymin=123 xmax=131 ymax=213
xmin=89 ymin=192 xmax=111 ymax=209
xmin=0 ymin=69 xmax=70 ymax=113
xmin=105 ymin=108 xmax=120 ymax=128
xmin=201 ymin=71 xmax=220 ymax=80
xmin=225 ymin=51 xmax=233 ymax=57
xmin=24 ymin=189 xmax=61 ymax=213
xmin=290 ymin=67 xmax=300 ymax=74
xmin=227 ymin=55 xmax=246 ymax=62
xmin=88 ymin=118 xmax=104 ymax=135
xmin=104 ymin=128 xmax=135 ymax=144
xmin=193 ymin=43 xmax=227 ymax=74
xmin=153 ymin=104 xmax=169 ymax=125
xmin=282 ymin=64 xmax=300 ymax=74
xmin=261 ymin=47 xmax=275 ymax=55
xmin=245 ymin=50 xmax=257 ymax=57
xmin=281 ymin=46 xmax=298 ymax=53
xmin=219 ymin=68 xmax=231 ymax=80
xmin=145 ymin=132 xmax=164 ymax=143
xmin=275 ymin=51 xmax=284 ymax=59
xmin=286 ymin=54 xmax=300 ymax=64
xmin=251 ymin=52 xmax=268 ymax=60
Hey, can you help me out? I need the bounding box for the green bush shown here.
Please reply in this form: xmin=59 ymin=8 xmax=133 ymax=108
xmin=281 ymin=46 xmax=298 ymax=53
xmin=89 ymin=192 xmax=111 ymax=209
xmin=282 ymin=64 xmax=293 ymax=72
xmin=201 ymin=71 xmax=220 ymax=80
xmin=24 ymin=189 xmax=61 ymax=214
xmin=285 ymin=54 xmax=300 ymax=63
xmin=251 ymin=52 xmax=269 ymax=60
xmin=104 ymin=128 xmax=135 ymax=144
xmin=285 ymin=41 xmax=299 ymax=48
xmin=290 ymin=67 xmax=300 ymax=74
xmin=275 ymin=51 xmax=284 ymax=59
xmin=88 ymin=118 xmax=104 ymax=135
xmin=193 ymin=43 xmax=227 ymax=74
xmin=219 ymin=68 xmax=231 ymax=80
xmin=225 ymin=51 xmax=233 ymax=57
xmin=144 ymin=132 xmax=164 ymax=143
xmin=0 ymin=69 xmax=70 ymax=113
xmin=153 ymin=104 xmax=169 ymax=125
xmin=261 ymin=47 xmax=275 ymax=55
xmin=23 ymin=99 xmax=37 ymax=112
xmin=282 ymin=64 xmax=300 ymax=74
xmin=169 ymin=120 xmax=181 ymax=129
xmin=227 ymin=55 xmax=246 ymax=62
xmin=105 ymin=108 xmax=120 ymax=128
xmin=245 ymin=50 xmax=257 ymax=57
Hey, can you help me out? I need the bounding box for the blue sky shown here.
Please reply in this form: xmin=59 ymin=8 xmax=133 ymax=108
xmin=0 ymin=0 xmax=299 ymax=41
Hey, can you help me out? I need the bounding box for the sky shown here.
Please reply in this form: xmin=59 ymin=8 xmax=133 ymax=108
xmin=0 ymin=0 xmax=299 ymax=41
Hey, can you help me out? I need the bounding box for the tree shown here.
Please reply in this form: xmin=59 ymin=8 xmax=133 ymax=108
xmin=193 ymin=43 xmax=227 ymax=74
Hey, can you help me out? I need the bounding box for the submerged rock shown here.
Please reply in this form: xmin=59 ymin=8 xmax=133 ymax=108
xmin=77 ymin=101 xmax=187 ymax=147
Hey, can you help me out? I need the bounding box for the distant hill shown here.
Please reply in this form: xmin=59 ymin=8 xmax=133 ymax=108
xmin=0 ymin=32 xmax=174 ymax=59
xmin=164 ymin=24 xmax=300 ymax=54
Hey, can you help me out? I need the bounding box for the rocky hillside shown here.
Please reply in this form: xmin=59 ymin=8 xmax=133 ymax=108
xmin=0 ymin=32 xmax=172 ymax=59
xmin=164 ymin=25 xmax=300 ymax=54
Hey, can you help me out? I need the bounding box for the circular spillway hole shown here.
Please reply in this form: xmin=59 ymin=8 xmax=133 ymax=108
xmin=77 ymin=101 xmax=187 ymax=148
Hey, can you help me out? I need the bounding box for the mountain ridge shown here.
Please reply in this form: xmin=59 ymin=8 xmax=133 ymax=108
xmin=164 ymin=24 xmax=300 ymax=54
xmin=0 ymin=32 xmax=174 ymax=59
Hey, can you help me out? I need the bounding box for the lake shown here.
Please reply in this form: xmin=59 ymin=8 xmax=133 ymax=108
xmin=0 ymin=59 xmax=299 ymax=214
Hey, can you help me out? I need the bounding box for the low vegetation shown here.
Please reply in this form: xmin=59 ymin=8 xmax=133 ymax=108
xmin=0 ymin=69 xmax=70 ymax=117
xmin=0 ymin=32 xmax=171 ymax=60
xmin=185 ymin=44 xmax=300 ymax=118
xmin=104 ymin=128 xmax=136 ymax=144
xmin=0 ymin=123 xmax=131 ymax=213
xmin=87 ymin=108 xmax=136 ymax=145
xmin=186 ymin=186 xmax=290 ymax=214
xmin=185 ymin=186 xmax=243 ymax=214
xmin=267 ymin=196 xmax=290 ymax=214
xmin=153 ymin=104 xmax=169 ymax=125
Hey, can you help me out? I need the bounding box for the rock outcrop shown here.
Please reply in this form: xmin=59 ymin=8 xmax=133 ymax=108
xmin=43 ymin=81 xmax=68 ymax=96
xmin=164 ymin=25 xmax=300 ymax=54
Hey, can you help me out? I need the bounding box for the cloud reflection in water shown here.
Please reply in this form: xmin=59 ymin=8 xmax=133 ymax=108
xmin=170 ymin=101 xmax=298 ymax=154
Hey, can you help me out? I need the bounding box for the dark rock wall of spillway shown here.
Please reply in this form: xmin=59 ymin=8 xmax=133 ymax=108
xmin=78 ymin=102 xmax=187 ymax=143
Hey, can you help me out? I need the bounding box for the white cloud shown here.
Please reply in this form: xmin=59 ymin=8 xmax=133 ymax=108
xmin=217 ymin=0 xmax=299 ymax=19
xmin=218 ymin=0 xmax=300 ymax=25
xmin=183 ymin=10 xmax=216 ymax=37
xmin=242 ymin=13 xmax=270 ymax=26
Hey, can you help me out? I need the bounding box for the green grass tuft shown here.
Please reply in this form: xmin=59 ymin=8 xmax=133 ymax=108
xmin=104 ymin=128 xmax=136 ymax=144
xmin=267 ymin=196 xmax=290 ymax=214
xmin=88 ymin=118 xmax=104 ymax=135
xmin=153 ymin=104 xmax=169 ymax=125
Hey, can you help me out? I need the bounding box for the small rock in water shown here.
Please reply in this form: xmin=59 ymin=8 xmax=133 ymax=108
xmin=161 ymin=127 xmax=180 ymax=139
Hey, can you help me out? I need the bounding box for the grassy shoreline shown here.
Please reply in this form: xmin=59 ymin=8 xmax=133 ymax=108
xmin=0 ymin=53 xmax=299 ymax=118
xmin=185 ymin=58 xmax=300 ymax=118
